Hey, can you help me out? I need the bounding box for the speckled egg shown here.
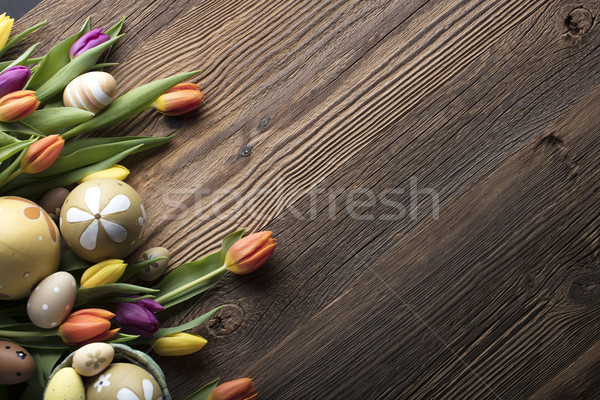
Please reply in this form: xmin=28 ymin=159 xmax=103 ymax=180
xmin=86 ymin=363 xmax=162 ymax=400
xmin=44 ymin=367 xmax=85 ymax=400
xmin=72 ymin=342 xmax=114 ymax=377
xmin=0 ymin=196 xmax=61 ymax=300
xmin=59 ymin=178 xmax=146 ymax=263
xmin=136 ymin=247 xmax=170 ymax=281
xmin=0 ymin=340 xmax=35 ymax=385
xmin=63 ymin=71 xmax=116 ymax=113
xmin=27 ymin=271 xmax=76 ymax=328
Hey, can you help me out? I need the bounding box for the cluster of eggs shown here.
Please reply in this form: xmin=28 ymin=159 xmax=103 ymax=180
xmin=44 ymin=343 xmax=163 ymax=400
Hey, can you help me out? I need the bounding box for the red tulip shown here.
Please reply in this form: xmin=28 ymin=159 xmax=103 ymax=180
xmin=224 ymin=231 xmax=276 ymax=275
xmin=20 ymin=134 xmax=64 ymax=174
xmin=209 ymin=378 xmax=257 ymax=400
xmin=58 ymin=308 xmax=120 ymax=346
xmin=154 ymin=82 xmax=203 ymax=116
xmin=0 ymin=90 xmax=39 ymax=122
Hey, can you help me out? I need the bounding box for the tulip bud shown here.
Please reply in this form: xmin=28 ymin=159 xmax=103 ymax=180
xmin=115 ymin=298 xmax=163 ymax=338
xmin=69 ymin=28 xmax=110 ymax=60
xmin=225 ymin=231 xmax=276 ymax=275
xmin=58 ymin=308 xmax=120 ymax=346
xmin=0 ymin=14 xmax=14 ymax=51
xmin=20 ymin=134 xmax=64 ymax=174
xmin=0 ymin=66 xmax=31 ymax=98
xmin=209 ymin=378 xmax=257 ymax=400
xmin=80 ymin=259 xmax=127 ymax=289
xmin=153 ymin=82 xmax=204 ymax=116
xmin=152 ymin=332 xmax=207 ymax=356
xmin=78 ymin=164 xmax=130 ymax=183
xmin=0 ymin=90 xmax=40 ymax=122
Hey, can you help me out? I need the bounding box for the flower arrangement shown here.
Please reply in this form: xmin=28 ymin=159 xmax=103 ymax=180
xmin=0 ymin=13 xmax=273 ymax=400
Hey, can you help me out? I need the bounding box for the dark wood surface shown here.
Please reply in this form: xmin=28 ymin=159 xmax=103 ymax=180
xmin=8 ymin=0 xmax=600 ymax=398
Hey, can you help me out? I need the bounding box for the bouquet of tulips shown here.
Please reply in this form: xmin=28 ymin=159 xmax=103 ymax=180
xmin=0 ymin=14 xmax=273 ymax=400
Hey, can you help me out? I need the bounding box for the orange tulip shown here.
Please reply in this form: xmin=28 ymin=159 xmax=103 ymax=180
xmin=58 ymin=308 xmax=120 ymax=346
xmin=224 ymin=231 xmax=276 ymax=275
xmin=154 ymin=82 xmax=203 ymax=116
xmin=0 ymin=90 xmax=40 ymax=122
xmin=209 ymin=378 xmax=257 ymax=400
xmin=20 ymin=134 xmax=64 ymax=174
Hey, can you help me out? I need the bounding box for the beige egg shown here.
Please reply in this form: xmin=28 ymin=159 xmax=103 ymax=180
xmin=0 ymin=340 xmax=35 ymax=385
xmin=63 ymin=71 xmax=116 ymax=113
xmin=136 ymin=247 xmax=170 ymax=281
xmin=60 ymin=178 xmax=146 ymax=263
xmin=44 ymin=367 xmax=85 ymax=400
xmin=0 ymin=196 xmax=61 ymax=300
xmin=27 ymin=271 xmax=76 ymax=329
xmin=73 ymin=342 xmax=114 ymax=377
xmin=86 ymin=363 xmax=162 ymax=400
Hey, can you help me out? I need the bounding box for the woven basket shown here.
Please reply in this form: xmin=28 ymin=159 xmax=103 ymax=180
xmin=45 ymin=343 xmax=171 ymax=400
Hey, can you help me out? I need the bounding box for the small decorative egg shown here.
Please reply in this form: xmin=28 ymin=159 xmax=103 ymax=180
xmin=0 ymin=196 xmax=61 ymax=300
xmin=44 ymin=367 xmax=85 ymax=400
xmin=39 ymin=187 xmax=70 ymax=221
xmin=0 ymin=340 xmax=35 ymax=385
xmin=60 ymin=178 xmax=146 ymax=263
xmin=86 ymin=363 xmax=162 ymax=400
xmin=72 ymin=342 xmax=114 ymax=377
xmin=63 ymin=71 xmax=116 ymax=113
xmin=27 ymin=271 xmax=76 ymax=328
xmin=136 ymin=247 xmax=170 ymax=281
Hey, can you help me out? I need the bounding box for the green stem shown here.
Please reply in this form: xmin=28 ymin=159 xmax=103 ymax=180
xmin=0 ymin=329 xmax=58 ymax=337
xmin=0 ymin=168 xmax=22 ymax=187
xmin=154 ymin=265 xmax=227 ymax=305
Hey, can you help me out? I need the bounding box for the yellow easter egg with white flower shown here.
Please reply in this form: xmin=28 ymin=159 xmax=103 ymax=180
xmin=63 ymin=71 xmax=116 ymax=113
xmin=0 ymin=196 xmax=60 ymax=300
xmin=59 ymin=178 xmax=146 ymax=263
xmin=86 ymin=363 xmax=162 ymax=400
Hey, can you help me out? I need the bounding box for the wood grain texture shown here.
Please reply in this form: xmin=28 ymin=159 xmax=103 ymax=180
xmin=9 ymin=0 xmax=600 ymax=398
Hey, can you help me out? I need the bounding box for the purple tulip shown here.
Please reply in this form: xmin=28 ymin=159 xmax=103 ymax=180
xmin=0 ymin=66 xmax=31 ymax=98
xmin=69 ymin=28 xmax=110 ymax=60
xmin=115 ymin=298 xmax=163 ymax=338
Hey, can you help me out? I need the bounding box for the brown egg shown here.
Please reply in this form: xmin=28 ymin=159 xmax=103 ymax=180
xmin=63 ymin=71 xmax=116 ymax=114
xmin=39 ymin=187 xmax=70 ymax=221
xmin=0 ymin=340 xmax=35 ymax=385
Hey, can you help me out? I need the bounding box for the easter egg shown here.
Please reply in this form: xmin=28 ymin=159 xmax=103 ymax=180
xmin=86 ymin=363 xmax=162 ymax=400
xmin=0 ymin=196 xmax=61 ymax=300
xmin=44 ymin=367 xmax=85 ymax=400
xmin=60 ymin=178 xmax=146 ymax=263
xmin=27 ymin=271 xmax=77 ymax=328
xmin=136 ymin=247 xmax=170 ymax=281
xmin=72 ymin=342 xmax=114 ymax=377
xmin=39 ymin=187 xmax=70 ymax=221
xmin=63 ymin=71 xmax=116 ymax=113
xmin=0 ymin=340 xmax=35 ymax=385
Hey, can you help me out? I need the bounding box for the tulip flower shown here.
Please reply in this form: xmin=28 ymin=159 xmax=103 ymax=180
xmin=80 ymin=259 xmax=127 ymax=289
xmin=0 ymin=90 xmax=40 ymax=122
xmin=152 ymin=332 xmax=207 ymax=356
xmin=224 ymin=231 xmax=276 ymax=274
xmin=70 ymin=28 xmax=110 ymax=60
xmin=0 ymin=66 xmax=31 ymax=98
xmin=58 ymin=308 xmax=120 ymax=346
xmin=115 ymin=298 xmax=163 ymax=338
xmin=209 ymin=378 xmax=257 ymax=400
xmin=78 ymin=164 xmax=130 ymax=183
xmin=20 ymin=134 xmax=64 ymax=174
xmin=0 ymin=14 xmax=14 ymax=51
xmin=153 ymin=82 xmax=204 ymax=116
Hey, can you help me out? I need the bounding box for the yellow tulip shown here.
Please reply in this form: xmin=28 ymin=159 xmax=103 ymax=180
xmin=78 ymin=164 xmax=130 ymax=183
xmin=152 ymin=332 xmax=207 ymax=356
xmin=80 ymin=259 xmax=127 ymax=288
xmin=0 ymin=14 xmax=14 ymax=51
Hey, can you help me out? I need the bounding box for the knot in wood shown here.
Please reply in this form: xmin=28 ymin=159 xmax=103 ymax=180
xmin=565 ymin=8 xmax=594 ymax=37
xmin=205 ymin=304 xmax=244 ymax=336
xmin=239 ymin=145 xmax=253 ymax=157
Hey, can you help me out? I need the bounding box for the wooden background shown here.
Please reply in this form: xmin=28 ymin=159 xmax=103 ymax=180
xmin=6 ymin=0 xmax=600 ymax=398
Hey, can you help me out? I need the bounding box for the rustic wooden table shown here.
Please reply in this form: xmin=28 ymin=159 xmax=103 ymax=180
xmin=8 ymin=0 xmax=600 ymax=398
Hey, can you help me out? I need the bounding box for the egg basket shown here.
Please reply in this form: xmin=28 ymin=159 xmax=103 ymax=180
xmin=44 ymin=343 xmax=171 ymax=400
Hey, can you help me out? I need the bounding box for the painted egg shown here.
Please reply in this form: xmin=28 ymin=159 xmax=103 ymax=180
xmin=72 ymin=342 xmax=114 ymax=377
xmin=59 ymin=178 xmax=146 ymax=263
xmin=136 ymin=247 xmax=170 ymax=281
xmin=27 ymin=271 xmax=76 ymax=328
xmin=0 ymin=196 xmax=60 ymax=300
xmin=44 ymin=367 xmax=85 ymax=400
xmin=0 ymin=340 xmax=35 ymax=385
xmin=86 ymin=363 xmax=162 ymax=400
xmin=39 ymin=187 xmax=70 ymax=221
xmin=63 ymin=71 xmax=116 ymax=113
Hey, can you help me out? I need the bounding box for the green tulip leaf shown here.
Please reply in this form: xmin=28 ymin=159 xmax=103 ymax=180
xmin=0 ymin=20 xmax=46 ymax=58
xmin=5 ymin=42 xmax=40 ymax=70
xmin=75 ymin=283 xmax=159 ymax=307
xmin=108 ymin=333 xmax=140 ymax=343
xmin=0 ymin=120 xmax=47 ymax=137
xmin=0 ymin=140 xmax=33 ymax=163
xmin=0 ymin=56 xmax=42 ymax=73
xmin=59 ymin=249 xmax=91 ymax=272
xmin=22 ymin=107 xmax=94 ymax=135
xmin=106 ymin=16 xmax=126 ymax=38
xmin=120 ymin=257 xmax=169 ymax=281
xmin=153 ymin=307 xmax=222 ymax=338
xmin=183 ymin=378 xmax=220 ymax=400
xmin=0 ymin=147 xmax=26 ymax=188
xmin=32 ymin=348 xmax=65 ymax=387
xmin=0 ymin=131 xmax=20 ymax=145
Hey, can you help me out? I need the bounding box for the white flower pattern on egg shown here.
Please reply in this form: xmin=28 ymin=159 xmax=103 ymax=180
xmin=65 ymin=186 xmax=131 ymax=250
xmin=116 ymin=379 xmax=162 ymax=400
xmin=94 ymin=373 xmax=112 ymax=393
